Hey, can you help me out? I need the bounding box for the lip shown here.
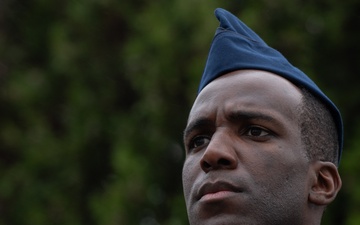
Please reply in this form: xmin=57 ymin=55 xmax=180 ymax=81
xmin=197 ymin=181 xmax=242 ymax=201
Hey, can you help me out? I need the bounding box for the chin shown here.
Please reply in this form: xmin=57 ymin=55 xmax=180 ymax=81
xmin=188 ymin=213 xmax=255 ymax=225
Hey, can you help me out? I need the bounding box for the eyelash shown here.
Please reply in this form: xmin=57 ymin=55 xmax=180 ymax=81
xmin=188 ymin=135 xmax=211 ymax=151
xmin=243 ymin=126 xmax=271 ymax=137
xmin=187 ymin=126 xmax=273 ymax=152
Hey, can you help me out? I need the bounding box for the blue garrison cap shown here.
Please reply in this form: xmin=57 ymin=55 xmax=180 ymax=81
xmin=198 ymin=8 xmax=343 ymax=163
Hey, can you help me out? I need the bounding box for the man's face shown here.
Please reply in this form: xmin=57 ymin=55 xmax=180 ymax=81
xmin=182 ymin=70 xmax=312 ymax=225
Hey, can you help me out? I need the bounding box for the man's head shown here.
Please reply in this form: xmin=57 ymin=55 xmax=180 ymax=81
xmin=182 ymin=8 xmax=343 ymax=225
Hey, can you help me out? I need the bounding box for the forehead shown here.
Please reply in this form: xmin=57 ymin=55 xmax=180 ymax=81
xmin=189 ymin=70 xmax=303 ymax=122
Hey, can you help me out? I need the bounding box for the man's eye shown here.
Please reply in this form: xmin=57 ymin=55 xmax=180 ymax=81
xmin=190 ymin=136 xmax=210 ymax=149
xmin=245 ymin=126 xmax=269 ymax=137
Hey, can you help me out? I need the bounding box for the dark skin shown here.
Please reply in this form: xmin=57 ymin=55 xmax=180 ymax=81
xmin=182 ymin=70 xmax=341 ymax=225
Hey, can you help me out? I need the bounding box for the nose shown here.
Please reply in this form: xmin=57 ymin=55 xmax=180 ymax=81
xmin=200 ymin=131 xmax=238 ymax=173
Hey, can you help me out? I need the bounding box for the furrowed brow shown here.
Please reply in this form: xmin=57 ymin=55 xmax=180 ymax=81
xmin=227 ymin=110 xmax=277 ymax=124
xmin=183 ymin=118 xmax=213 ymax=141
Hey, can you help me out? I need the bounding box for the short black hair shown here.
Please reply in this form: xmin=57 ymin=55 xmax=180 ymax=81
xmin=299 ymin=88 xmax=339 ymax=166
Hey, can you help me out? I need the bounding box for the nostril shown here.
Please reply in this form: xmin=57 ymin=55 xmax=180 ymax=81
xmin=218 ymin=158 xmax=231 ymax=166
xmin=201 ymin=161 xmax=212 ymax=170
xmin=201 ymin=158 xmax=233 ymax=172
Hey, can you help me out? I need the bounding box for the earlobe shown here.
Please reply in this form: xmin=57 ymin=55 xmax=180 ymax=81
xmin=308 ymin=161 xmax=342 ymax=205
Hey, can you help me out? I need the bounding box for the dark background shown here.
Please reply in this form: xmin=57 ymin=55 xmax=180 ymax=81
xmin=1 ymin=0 xmax=359 ymax=224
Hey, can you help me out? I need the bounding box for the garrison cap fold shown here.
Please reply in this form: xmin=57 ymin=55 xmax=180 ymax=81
xmin=198 ymin=8 xmax=343 ymax=163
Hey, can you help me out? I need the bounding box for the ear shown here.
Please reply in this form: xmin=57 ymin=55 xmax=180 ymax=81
xmin=308 ymin=161 xmax=342 ymax=205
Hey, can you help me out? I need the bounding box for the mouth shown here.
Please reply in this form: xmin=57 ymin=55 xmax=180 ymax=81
xmin=197 ymin=181 xmax=243 ymax=201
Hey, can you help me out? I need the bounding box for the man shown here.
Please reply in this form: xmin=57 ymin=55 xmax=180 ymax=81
xmin=182 ymin=8 xmax=343 ymax=225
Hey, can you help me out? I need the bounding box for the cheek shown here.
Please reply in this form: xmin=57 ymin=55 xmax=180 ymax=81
xmin=249 ymin=144 xmax=307 ymax=183
xmin=260 ymin=157 xmax=308 ymax=193
xmin=182 ymin=157 xmax=198 ymax=200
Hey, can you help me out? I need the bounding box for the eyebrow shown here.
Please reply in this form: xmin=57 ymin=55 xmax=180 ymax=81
xmin=183 ymin=110 xmax=282 ymax=140
xmin=227 ymin=110 xmax=277 ymax=124
xmin=183 ymin=118 xmax=213 ymax=141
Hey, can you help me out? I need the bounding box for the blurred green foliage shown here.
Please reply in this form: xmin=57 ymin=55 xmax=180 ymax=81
xmin=0 ymin=0 xmax=359 ymax=224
